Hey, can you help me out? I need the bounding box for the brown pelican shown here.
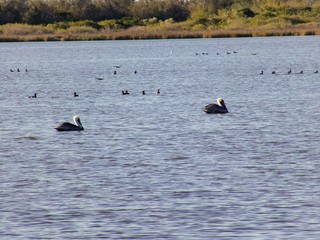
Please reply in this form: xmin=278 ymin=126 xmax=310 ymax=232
xmin=203 ymin=98 xmax=228 ymax=114
xmin=55 ymin=115 xmax=84 ymax=131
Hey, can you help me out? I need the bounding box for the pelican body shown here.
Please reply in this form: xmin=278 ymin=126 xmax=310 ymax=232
xmin=204 ymin=98 xmax=228 ymax=114
xmin=55 ymin=115 xmax=84 ymax=131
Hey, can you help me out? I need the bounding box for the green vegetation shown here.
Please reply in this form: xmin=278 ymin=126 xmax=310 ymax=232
xmin=0 ymin=0 xmax=320 ymax=41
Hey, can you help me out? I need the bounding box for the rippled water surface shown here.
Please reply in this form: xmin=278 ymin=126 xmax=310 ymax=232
xmin=1 ymin=36 xmax=320 ymax=239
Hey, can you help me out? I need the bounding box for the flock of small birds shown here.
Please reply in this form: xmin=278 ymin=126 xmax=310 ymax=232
xmin=195 ymin=51 xmax=240 ymax=55
xmin=259 ymin=69 xmax=319 ymax=75
xmin=10 ymin=68 xmax=28 ymax=72
xmin=9 ymin=66 xmax=160 ymax=99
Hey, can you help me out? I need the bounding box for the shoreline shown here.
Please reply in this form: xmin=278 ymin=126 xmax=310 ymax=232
xmin=1 ymin=26 xmax=319 ymax=42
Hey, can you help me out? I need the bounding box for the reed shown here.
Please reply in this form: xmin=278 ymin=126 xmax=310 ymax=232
xmin=0 ymin=24 xmax=320 ymax=42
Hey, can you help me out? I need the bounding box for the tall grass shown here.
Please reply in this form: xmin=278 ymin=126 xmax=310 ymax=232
xmin=0 ymin=22 xmax=320 ymax=42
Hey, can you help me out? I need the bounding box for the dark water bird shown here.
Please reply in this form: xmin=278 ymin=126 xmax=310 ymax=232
xmin=314 ymin=70 xmax=318 ymax=74
xmin=17 ymin=68 xmax=20 ymax=72
xmin=299 ymin=70 xmax=304 ymax=74
xmin=113 ymin=70 xmax=117 ymax=75
xmin=29 ymin=93 xmax=37 ymax=98
xmin=272 ymin=71 xmax=276 ymax=74
xmin=203 ymin=98 xmax=228 ymax=114
xmin=133 ymin=70 xmax=137 ymax=74
xmin=55 ymin=115 xmax=84 ymax=131
xmin=260 ymin=70 xmax=264 ymax=75
xmin=288 ymin=69 xmax=292 ymax=74
xmin=233 ymin=51 xmax=237 ymax=54
xmin=251 ymin=53 xmax=257 ymax=55
xmin=10 ymin=69 xmax=14 ymax=72
xmin=157 ymin=89 xmax=160 ymax=94
xmin=74 ymin=92 xmax=79 ymax=97
xmin=122 ymin=90 xmax=129 ymax=95
xmin=142 ymin=90 xmax=146 ymax=95
xmin=25 ymin=69 xmax=28 ymax=72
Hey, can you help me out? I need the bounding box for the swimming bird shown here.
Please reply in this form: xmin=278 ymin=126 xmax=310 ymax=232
xmin=260 ymin=70 xmax=264 ymax=75
xmin=288 ymin=69 xmax=292 ymax=74
xmin=74 ymin=92 xmax=79 ymax=97
xmin=10 ymin=69 xmax=14 ymax=72
xmin=114 ymin=65 xmax=121 ymax=68
xmin=133 ymin=70 xmax=137 ymax=74
xmin=55 ymin=115 xmax=84 ymax=131
xmin=142 ymin=90 xmax=146 ymax=95
xmin=113 ymin=70 xmax=117 ymax=75
xmin=29 ymin=93 xmax=37 ymax=98
xmin=314 ymin=70 xmax=318 ymax=74
xmin=203 ymin=98 xmax=228 ymax=114
xmin=272 ymin=71 xmax=276 ymax=74
xmin=299 ymin=70 xmax=303 ymax=74
xmin=122 ymin=90 xmax=129 ymax=95
xmin=157 ymin=89 xmax=160 ymax=94
xmin=95 ymin=76 xmax=104 ymax=80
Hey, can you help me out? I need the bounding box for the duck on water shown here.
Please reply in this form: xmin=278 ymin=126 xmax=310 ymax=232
xmin=55 ymin=115 xmax=84 ymax=131
xmin=203 ymin=98 xmax=228 ymax=114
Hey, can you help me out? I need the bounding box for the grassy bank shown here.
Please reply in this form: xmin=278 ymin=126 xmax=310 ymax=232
xmin=0 ymin=24 xmax=319 ymax=42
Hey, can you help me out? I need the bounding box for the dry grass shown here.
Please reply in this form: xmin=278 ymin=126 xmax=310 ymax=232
xmin=0 ymin=24 xmax=319 ymax=42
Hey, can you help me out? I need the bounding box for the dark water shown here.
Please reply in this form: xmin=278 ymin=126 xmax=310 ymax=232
xmin=1 ymin=36 xmax=320 ymax=239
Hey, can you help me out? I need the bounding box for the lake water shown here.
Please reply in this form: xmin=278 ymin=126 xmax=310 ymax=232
xmin=1 ymin=36 xmax=320 ymax=239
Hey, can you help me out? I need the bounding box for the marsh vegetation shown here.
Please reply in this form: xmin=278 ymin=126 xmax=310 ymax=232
xmin=0 ymin=0 xmax=319 ymax=41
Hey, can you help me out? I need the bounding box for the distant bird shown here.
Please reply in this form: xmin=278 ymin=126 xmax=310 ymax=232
xmin=227 ymin=52 xmax=231 ymax=55
xmin=272 ymin=71 xmax=276 ymax=74
xmin=29 ymin=93 xmax=37 ymax=98
xmin=196 ymin=53 xmax=199 ymax=55
xmin=233 ymin=51 xmax=237 ymax=54
xmin=55 ymin=115 xmax=84 ymax=131
xmin=142 ymin=90 xmax=146 ymax=95
xmin=251 ymin=53 xmax=257 ymax=55
xmin=314 ymin=70 xmax=318 ymax=74
xmin=133 ymin=70 xmax=137 ymax=74
xmin=95 ymin=76 xmax=104 ymax=80
xmin=260 ymin=71 xmax=264 ymax=75
xmin=216 ymin=53 xmax=219 ymax=55
xmin=114 ymin=65 xmax=121 ymax=68
xmin=17 ymin=68 xmax=20 ymax=72
xmin=157 ymin=89 xmax=160 ymax=94
xmin=203 ymin=98 xmax=228 ymax=114
xmin=25 ymin=69 xmax=28 ymax=72
xmin=288 ymin=69 xmax=292 ymax=74
xmin=299 ymin=70 xmax=304 ymax=74
xmin=74 ymin=92 xmax=79 ymax=97
xmin=122 ymin=90 xmax=129 ymax=95
xmin=113 ymin=70 xmax=117 ymax=75
xmin=10 ymin=69 xmax=14 ymax=72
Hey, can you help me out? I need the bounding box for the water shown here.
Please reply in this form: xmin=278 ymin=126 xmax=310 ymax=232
xmin=1 ymin=36 xmax=320 ymax=239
